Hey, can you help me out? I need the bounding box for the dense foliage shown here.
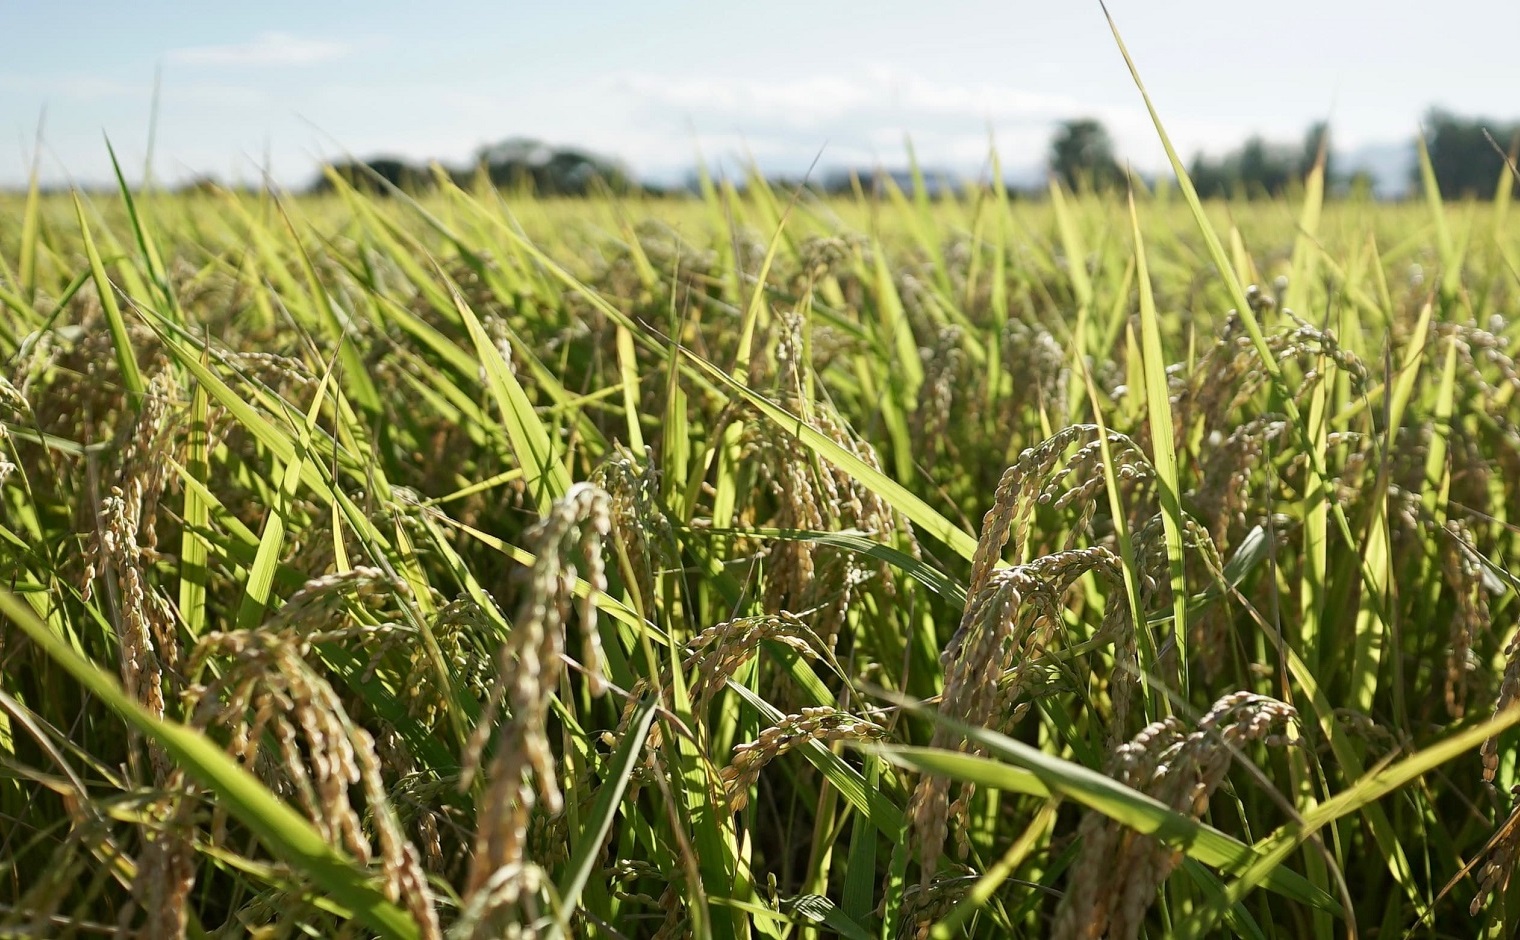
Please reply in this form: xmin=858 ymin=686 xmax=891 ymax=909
xmin=2 ymin=136 xmax=1520 ymax=939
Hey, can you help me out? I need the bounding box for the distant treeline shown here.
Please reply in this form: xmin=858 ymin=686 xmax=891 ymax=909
xmin=1050 ymin=109 xmax=1519 ymax=200
xmin=302 ymin=139 xmax=969 ymax=199
xmin=309 ymin=138 xmax=640 ymax=197
xmin=171 ymin=108 xmax=1518 ymax=201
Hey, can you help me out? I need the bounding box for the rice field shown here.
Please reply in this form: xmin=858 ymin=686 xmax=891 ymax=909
xmin=3 ymin=117 xmax=1520 ymax=939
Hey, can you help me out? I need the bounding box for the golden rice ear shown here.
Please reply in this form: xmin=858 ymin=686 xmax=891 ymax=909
xmin=1470 ymin=790 xmax=1520 ymax=916
xmin=914 ymin=545 xmax=1132 ymax=880
xmin=684 ymin=612 xmax=819 ymax=712
xmin=80 ymin=371 xmax=184 ymax=773
xmin=957 ymin=424 xmax=1152 ymax=650
xmin=181 ymin=604 xmax=443 ymax=940
xmin=592 ymin=445 xmax=672 ymax=620
xmin=719 ymin=706 xmax=884 ymax=812
xmin=1052 ymin=693 xmax=1296 ymax=940
xmin=461 ymin=483 xmax=612 ymax=927
xmin=737 ymin=320 xmax=908 ymax=648
xmin=911 ymin=324 xmax=967 ymax=471
xmin=908 ymin=422 xmax=1164 ymax=882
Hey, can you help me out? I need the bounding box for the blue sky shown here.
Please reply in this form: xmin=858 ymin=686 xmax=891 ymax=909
xmin=3 ymin=0 xmax=1517 ymax=189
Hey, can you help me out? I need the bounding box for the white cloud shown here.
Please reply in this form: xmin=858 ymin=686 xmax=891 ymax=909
xmin=168 ymin=32 xmax=352 ymax=67
xmin=606 ymin=67 xmax=1267 ymax=178
xmin=93 ymin=66 xmax=1321 ymax=191
xmin=614 ymin=68 xmax=1095 ymax=129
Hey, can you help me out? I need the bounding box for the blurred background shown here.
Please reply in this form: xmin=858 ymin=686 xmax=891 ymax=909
xmin=3 ymin=0 xmax=1517 ymax=198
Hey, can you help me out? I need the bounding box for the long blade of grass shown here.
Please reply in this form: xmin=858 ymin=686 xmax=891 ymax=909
xmin=73 ymin=193 xmax=145 ymax=404
xmin=1127 ymin=187 xmax=1189 ymax=689
xmin=1175 ymin=706 xmax=1520 ymax=938
xmin=0 ymin=588 xmax=420 ymax=940
xmin=450 ymin=287 xmax=570 ymax=513
xmin=553 ymin=696 xmax=658 ymax=937
xmin=177 ymin=365 xmax=211 ymax=638
xmin=679 ymin=346 xmax=979 ymax=562
xmin=235 ymin=368 xmax=331 ymax=630
xmin=875 ymin=744 xmax=1336 ymax=912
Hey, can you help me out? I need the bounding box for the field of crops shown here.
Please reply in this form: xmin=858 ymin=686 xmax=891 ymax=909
xmin=2 ymin=122 xmax=1520 ymax=940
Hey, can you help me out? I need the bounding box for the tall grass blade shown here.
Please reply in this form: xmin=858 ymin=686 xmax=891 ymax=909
xmin=72 ymin=193 xmax=145 ymax=404
xmin=1128 ymin=188 xmax=1189 ymax=688
xmin=0 ymin=588 xmax=420 ymax=940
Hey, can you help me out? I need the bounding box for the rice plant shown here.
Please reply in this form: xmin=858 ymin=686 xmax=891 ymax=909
xmin=2 ymin=81 xmax=1520 ymax=938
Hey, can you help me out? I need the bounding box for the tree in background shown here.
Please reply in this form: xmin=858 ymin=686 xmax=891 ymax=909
xmin=308 ymin=139 xmax=633 ymax=196
xmin=1418 ymin=109 xmax=1519 ymax=199
xmin=1049 ymin=118 xmax=1122 ymax=190
xmin=1191 ymin=136 xmax=1297 ymax=198
xmin=470 ymin=138 xmax=633 ymax=195
xmin=1238 ymin=138 xmax=1293 ymax=196
xmin=310 ymin=156 xmax=432 ymax=195
xmin=1298 ymin=120 xmax=1332 ymax=181
xmin=1189 ymin=124 xmax=1335 ymax=199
